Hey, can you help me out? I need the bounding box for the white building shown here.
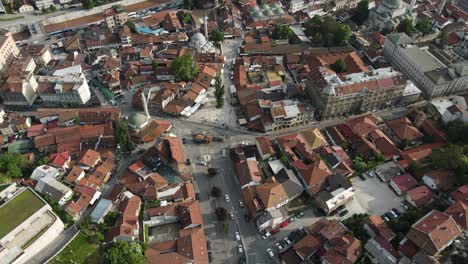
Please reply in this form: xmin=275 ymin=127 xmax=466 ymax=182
xmin=384 ymin=33 xmax=468 ymax=97
xmin=37 ymin=65 xmax=91 ymax=106
xmin=34 ymin=0 xmax=54 ymax=9
xmin=0 ymin=187 xmax=65 ymax=264
xmin=315 ymin=174 xmax=354 ymax=214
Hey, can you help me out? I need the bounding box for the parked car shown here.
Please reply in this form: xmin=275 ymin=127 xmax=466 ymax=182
xmin=262 ymin=232 xmax=271 ymax=239
xmin=267 ymin=248 xmax=275 ymax=258
xmin=182 ymin=138 xmax=187 ymax=144
xmin=382 ymin=216 xmax=390 ymax=222
xmin=271 ymin=228 xmax=280 ymax=234
xmin=400 ymin=202 xmax=409 ymax=210
xmin=338 ymin=210 xmax=349 ymax=217
xmin=392 ymin=208 xmax=401 ymax=216
xmin=238 ymin=245 xmax=243 ymax=254
xmin=230 ymin=212 xmax=235 ymax=220
xmin=359 ymin=174 xmax=366 ymax=181
xmin=280 ymin=221 xmax=289 ymax=228
xmin=222 ymin=149 xmax=227 ymax=156
xmin=225 ymin=194 xmax=230 ymax=203
xmin=297 ymin=211 xmax=305 ymax=218
xmin=275 ymin=242 xmax=283 ymax=251
xmin=235 ymin=232 xmax=240 ymax=241
xmin=239 ymin=200 xmax=244 ymax=207
xmin=288 ymin=216 xmax=297 ymax=222
xmin=284 ymin=237 xmax=292 ymax=245
xmin=368 ymin=171 xmax=376 ymax=178
xmin=336 ymin=205 xmax=346 ymax=211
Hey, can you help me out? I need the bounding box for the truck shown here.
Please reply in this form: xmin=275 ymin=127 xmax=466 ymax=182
xmin=192 ymin=133 xmax=213 ymax=144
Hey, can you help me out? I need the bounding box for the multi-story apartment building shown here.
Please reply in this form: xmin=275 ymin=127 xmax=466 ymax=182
xmin=34 ymin=0 xmax=54 ymax=9
xmin=104 ymin=7 xmax=129 ymax=32
xmin=0 ymin=29 xmax=20 ymax=73
xmin=36 ymin=65 xmax=91 ymax=106
xmin=333 ymin=0 xmax=359 ymax=11
xmin=384 ymin=33 xmax=468 ymax=98
xmin=305 ymin=50 xmax=414 ymax=119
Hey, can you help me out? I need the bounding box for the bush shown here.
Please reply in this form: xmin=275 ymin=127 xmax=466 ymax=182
xmin=215 ymin=207 xmax=228 ymax=221
xmin=211 ymin=186 xmax=222 ymax=198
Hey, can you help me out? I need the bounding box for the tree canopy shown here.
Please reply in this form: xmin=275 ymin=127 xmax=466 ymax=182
xmin=305 ymin=15 xmax=351 ymax=47
xmin=352 ymin=0 xmax=370 ymax=25
xmin=171 ymin=54 xmax=198 ymax=81
xmin=215 ymin=207 xmax=228 ymax=221
xmin=81 ymin=0 xmax=95 ymax=10
xmin=182 ymin=0 xmax=204 ymax=10
xmin=331 ymin=59 xmax=347 ymax=73
xmin=214 ymin=72 xmax=224 ymax=108
xmin=209 ymin=28 xmax=224 ymax=44
xmin=271 ymin=24 xmax=294 ymax=40
xmin=397 ymin=18 xmax=414 ymax=35
xmin=105 ymin=241 xmax=146 ymax=264
xmin=415 ymin=17 xmax=432 ymax=35
xmin=0 ymin=152 xmax=29 ymax=179
xmin=115 ymin=118 xmax=135 ymax=152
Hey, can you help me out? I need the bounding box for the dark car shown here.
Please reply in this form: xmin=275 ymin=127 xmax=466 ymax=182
xmin=338 ymin=210 xmax=349 ymax=217
xmin=186 ymin=159 xmax=191 ymax=165
xmin=385 ymin=212 xmax=395 ymax=219
xmin=336 ymin=205 xmax=346 ymax=212
xmin=359 ymin=174 xmax=366 ymax=181
xmin=182 ymin=138 xmax=187 ymax=144
xmin=392 ymin=208 xmax=401 ymax=216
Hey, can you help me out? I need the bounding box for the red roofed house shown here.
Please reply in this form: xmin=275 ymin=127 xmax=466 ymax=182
xmin=406 ymin=185 xmax=433 ymax=208
xmin=255 ymin=136 xmax=275 ymax=160
xmin=422 ymin=169 xmax=455 ymax=192
xmin=78 ymin=149 xmax=101 ymax=170
xmin=48 ymin=152 xmax=71 ymax=170
xmin=445 ymin=200 xmax=468 ymax=230
xmin=155 ymin=136 xmax=187 ymax=174
xmin=405 ymin=210 xmax=462 ymax=255
xmin=389 ymin=173 xmax=418 ymax=196
xmin=451 ymin=185 xmax=468 ymax=206
xmin=364 ymin=215 xmax=396 ymax=241
xmin=65 ymin=166 xmax=85 ymax=185
xmin=105 ymin=195 xmax=142 ymax=242
xmin=385 ymin=117 xmax=423 ymax=147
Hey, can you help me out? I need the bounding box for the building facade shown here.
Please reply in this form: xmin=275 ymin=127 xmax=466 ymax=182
xmin=0 ymin=29 xmax=20 ymax=73
xmin=384 ymin=33 xmax=468 ymax=97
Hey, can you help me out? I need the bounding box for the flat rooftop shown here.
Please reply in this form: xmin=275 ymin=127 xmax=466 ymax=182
xmin=402 ymin=46 xmax=445 ymax=72
xmin=0 ymin=188 xmax=45 ymax=239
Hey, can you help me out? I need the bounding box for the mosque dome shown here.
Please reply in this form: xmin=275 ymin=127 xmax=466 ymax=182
xmin=190 ymin=32 xmax=207 ymax=49
xmin=128 ymin=112 xmax=149 ymax=129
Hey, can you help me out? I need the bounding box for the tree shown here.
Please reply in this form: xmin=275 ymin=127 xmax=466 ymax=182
xmin=352 ymin=0 xmax=369 ymax=25
xmin=115 ymin=118 xmax=134 ymax=152
xmin=35 ymin=156 xmax=49 ymax=167
xmin=440 ymin=31 xmax=449 ymax=45
xmin=431 ymin=145 xmax=466 ymax=171
xmin=271 ymin=24 xmax=293 ymax=40
xmin=211 ymin=186 xmax=222 ymax=198
xmin=304 ymin=15 xmax=350 ymax=46
xmin=215 ymin=207 xmax=228 ymax=221
xmin=415 ymin=17 xmax=431 ymax=35
xmin=342 ymin=214 xmax=370 ymax=243
xmin=353 ymin=156 xmax=368 ymax=173
xmin=146 ymin=199 xmax=161 ymax=209
xmin=105 ymin=241 xmax=146 ymax=264
xmin=171 ymin=54 xmax=198 ymax=82
xmin=397 ymin=18 xmax=414 ymax=35
xmin=214 ymin=72 xmax=224 ymax=108
xmin=88 ymin=232 xmax=104 ymax=243
xmin=0 ymin=153 xmax=29 ymax=179
xmin=208 ymin=167 xmax=219 ymax=177
xmin=49 ymin=4 xmax=56 ymax=12
xmin=331 ymin=59 xmax=347 ymax=73
xmin=0 ymin=173 xmax=9 ymax=184
xmin=209 ymin=28 xmax=224 ymax=44
xmin=81 ymin=0 xmax=95 ymax=10
xmin=182 ymin=0 xmax=203 ymax=10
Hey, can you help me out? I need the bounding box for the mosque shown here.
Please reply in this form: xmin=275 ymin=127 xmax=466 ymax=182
xmin=366 ymin=0 xmax=416 ymax=31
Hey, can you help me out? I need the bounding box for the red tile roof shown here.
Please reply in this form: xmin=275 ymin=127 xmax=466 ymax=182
xmin=445 ymin=200 xmax=468 ymax=230
xmin=386 ymin=117 xmax=423 ymax=142
xmin=367 ymin=215 xmax=396 ymax=241
xmin=407 ymin=185 xmax=433 ymax=207
xmin=423 ymin=169 xmax=455 ymax=191
xmin=390 ymin=173 xmax=418 ymax=194
xmin=451 ymin=185 xmax=468 ymax=206
xmin=49 ymin=152 xmax=70 ymax=167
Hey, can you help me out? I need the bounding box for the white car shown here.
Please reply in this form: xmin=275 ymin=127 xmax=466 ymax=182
xmin=275 ymin=242 xmax=283 ymax=250
xmin=238 ymin=245 xmax=243 ymax=254
xmin=222 ymin=149 xmax=227 ymax=156
xmin=289 ymin=216 xmax=297 ymax=222
xmin=239 ymin=200 xmax=244 ymax=207
xmin=267 ymin=248 xmax=275 ymax=258
xmin=225 ymin=194 xmax=230 ymax=202
xmin=284 ymin=237 xmax=292 ymax=245
xmin=235 ymin=232 xmax=241 ymax=241
xmin=262 ymin=232 xmax=271 ymax=239
xmin=230 ymin=211 xmax=235 ymax=220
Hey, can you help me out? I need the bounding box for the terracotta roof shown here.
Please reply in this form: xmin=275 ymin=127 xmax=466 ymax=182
xmin=406 ymin=210 xmax=462 ymax=255
xmin=386 ymin=117 xmax=423 ymax=142
xmin=34 ymin=133 xmax=56 ymax=148
xmin=322 ymin=234 xmax=362 ymax=264
xmin=299 ymin=128 xmax=328 ymax=150
xmin=407 ymin=185 xmax=433 ymax=207
xmin=27 ymin=124 xmax=46 ymax=137
xmin=424 ymin=169 xmax=455 ymax=191
xmin=255 ymin=177 xmax=288 ymax=209
xmin=79 ymin=149 xmax=101 ymax=168
xmin=367 ymin=215 xmax=396 ymax=241
xmin=49 ymin=152 xmax=70 ymax=167
xmin=293 ymin=235 xmax=321 ymax=259
xmin=445 ymin=200 xmax=468 ymax=230
xmin=293 ymin=158 xmax=332 ymax=192
xmin=156 ymin=136 xmax=186 ymax=164
xmin=390 ymin=173 xmax=418 ymax=193
xmin=235 ymin=157 xmax=262 ymax=186
xmin=305 ymin=50 xmax=368 ymax=76
xmin=451 ymin=185 xmax=468 ymax=206
xmin=105 ymin=195 xmax=141 ymax=242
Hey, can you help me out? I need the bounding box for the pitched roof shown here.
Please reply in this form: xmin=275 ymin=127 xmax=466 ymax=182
xmin=79 ymin=149 xmax=101 ymax=168
xmin=256 ymin=177 xmax=288 ymax=209
xmin=367 ymin=215 xmax=396 ymax=241
xmin=293 ymin=234 xmax=321 ymax=259
xmin=407 ymin=185 xmax=433 ymax=207
xmin=386 ymin=117 xmax=423 ymax=142
xmin=424 ymin=169 xmax=455 ymax=191
xmin=390 ymin=173 xmax=418 ymax=193
xmin=49 ymin=152 xmax=70 ymax=167
xmin=406 ymin=210 xmax=462 ymax=255
xmin=299 ymin=128 xmax=327 ymax=150
xmin=255 ymin=136 xmax=275 ymax=157
xmin=445 ymin=200 xmax=468 ymax=230
xmin=451 ymin=185 xmax=468 ymax=206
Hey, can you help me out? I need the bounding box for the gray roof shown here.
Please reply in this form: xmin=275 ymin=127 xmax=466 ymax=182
xmin=275 ymin=168 xmax=304 ymax=198
xmin=402 ymin=47 xmax=444 ymax=72
xmin=90 ymin=199 xmax=113 ymax=223
xmin=386 ymin=33 xmax=414 ymax=46
xmin=36 ymin=177 xmax=72 ymax=203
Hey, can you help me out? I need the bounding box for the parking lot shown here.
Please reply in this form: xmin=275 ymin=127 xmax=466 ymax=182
xmin=351 ymin=174 xmax=405 ymax=216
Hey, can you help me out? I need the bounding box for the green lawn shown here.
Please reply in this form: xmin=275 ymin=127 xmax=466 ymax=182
xmin=49 ymin=232 xmax=101 ymax=264
xmin=0 ymin=188 xmax=45 ymax=238
xmin=0 ymin=16 xmax=24 ymax=21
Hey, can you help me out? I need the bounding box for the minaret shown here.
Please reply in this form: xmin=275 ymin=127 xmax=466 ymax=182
xmin=204 ymin=14 xmax=209 ymax=40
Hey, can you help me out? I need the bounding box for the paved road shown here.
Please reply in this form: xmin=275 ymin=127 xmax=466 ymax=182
xmin=31 ymin=225 xmax=78 ymax=264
